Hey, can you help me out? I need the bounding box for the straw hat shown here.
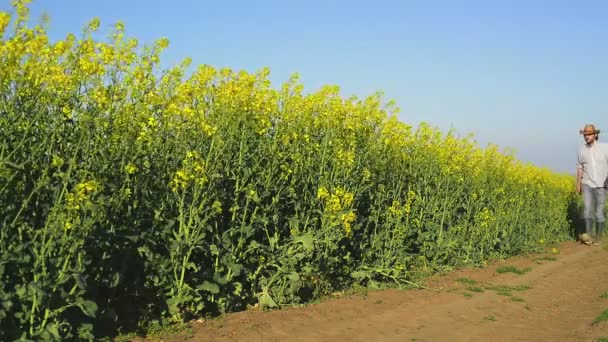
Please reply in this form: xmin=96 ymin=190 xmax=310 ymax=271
xmin=580 ymin=124 xmax=600 ymax=135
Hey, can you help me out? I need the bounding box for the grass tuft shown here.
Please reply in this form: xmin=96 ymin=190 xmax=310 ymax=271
xmin=533 ymin=256 xmax=557 ymax=262
xmin=456 ymin=277 xmax=477 ymax=285
xmin=466 ymin=286 xmax=484 ymax=293
xmin=496 ymin=266 xmax=531 ymax=275
xmin=593 ymin=309 xmax=608 ymax=325
xmin=482 ymin=315 xmax=496 ymax=322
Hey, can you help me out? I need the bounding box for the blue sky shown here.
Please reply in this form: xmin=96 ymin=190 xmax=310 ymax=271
xmin=9 ymin=0 xmax=608 ymax=173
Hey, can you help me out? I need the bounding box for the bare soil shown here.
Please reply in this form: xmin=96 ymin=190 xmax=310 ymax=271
xmin=161 ymin=241 xmax=608 ymax=341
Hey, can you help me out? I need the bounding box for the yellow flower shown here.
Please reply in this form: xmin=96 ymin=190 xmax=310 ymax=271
xmin=125 ymin=163 xmax=137 ymax=175
xmin=170 ymin=169 xmax=191 ymax=192
xmin=388 ymin=200 xmax=401 ymax=216
xmin=212 ymin=200 xmax=222 ymax=214
xmin=341 ymin=211 xmax=356 ymax=237
xmin=147 ymin=116 xmax=158 ymax=128
xmin=87 ymin=17 xmax=101 ymax=32
xmin=13 ymin=0 xmax=31 ymax=21
xmin=0 ymin=12 xmax=10 ymax=36
xmin=362 ymin=168 xmax=371 ymax=181
xmin=156 ymin=37 xmax=170 ymax=50
xmin=317 ymin=186 xmax=329 ymax=200
xmin=342 ymin=192 xmax=354 ymax=207
xmin=61 ymin=105 xmax=72 ymax=118
xmin=327 ymin=195 xmax=342 ymax=213
xmin=114 ymin=21 xmax=125 ymax=32
xmin=51 ymin=155 xmax=64 ymax=168
xmin=65 ymin=180 xmax=100 ymax=211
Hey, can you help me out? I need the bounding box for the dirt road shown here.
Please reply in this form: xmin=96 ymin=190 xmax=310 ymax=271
xmin=179 ymin=241 xmax=608 ymax=341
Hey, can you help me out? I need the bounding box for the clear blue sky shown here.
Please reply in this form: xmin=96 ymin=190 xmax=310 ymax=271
xmin=9 ymin=0 xmax=608 ymax=173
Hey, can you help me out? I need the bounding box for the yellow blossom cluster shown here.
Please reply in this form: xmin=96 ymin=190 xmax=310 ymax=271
xmin=170 ymin=151 xmax=208 ymax=192
xmin=317 ymin=186 xmax=357 ymax=237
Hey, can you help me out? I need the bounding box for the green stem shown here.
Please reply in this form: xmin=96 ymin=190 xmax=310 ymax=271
xmin=29 ymin=288 xmax=38 ymax=335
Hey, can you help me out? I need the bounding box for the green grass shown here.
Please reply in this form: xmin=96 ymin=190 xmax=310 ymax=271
xmin=600 ymin=292 xmax=608 ymax=299
xmin=597 ymin=337 xmax=608 ymax=342
xmin=533 ymin=256 xmax=557 ymax=264
xmin=485 ymin=284 xmax=531 ymax=292
xmin=495 ymin=289 xmax=512 ymax=297
xmin=112 ymin=332 xmax=138 ymax=342
xmin=593 ymin=309 xmax=608 ymax=325
xmin=482 ymin=315 xmax=496 ymax=322
xmin=509 ymin=296 xmax=525 ymax=302
xmin=484 ymin=284 xmax=531 ymax=299
xmin=495 ymin=266 xmax=532 ymax=275
xmin=145 ymin=322 xmax=194 ymax=340
xmin=466 ymin=286 xmax=484 ymax=293
xmin=456 ymin=277 xmax=477 ymax=285
xmin=104 ymin=321 xmax=194 ymax=342
xmin=463 ymin=292 xmax=473 ymax=298
xmin=512 ymin=285 xmax=532 ymax=291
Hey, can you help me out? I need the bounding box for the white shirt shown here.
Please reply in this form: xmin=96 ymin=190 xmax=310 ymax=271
xmin=578 ymin=141 xmax=608 ymax=188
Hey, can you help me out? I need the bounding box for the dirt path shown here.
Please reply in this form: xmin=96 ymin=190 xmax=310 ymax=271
xmin=180 ymin=241 xmax=608 ymax=341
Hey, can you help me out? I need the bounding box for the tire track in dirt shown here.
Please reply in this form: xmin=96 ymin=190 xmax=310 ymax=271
xmin=187 ymin=242 xmax=608 ymax=342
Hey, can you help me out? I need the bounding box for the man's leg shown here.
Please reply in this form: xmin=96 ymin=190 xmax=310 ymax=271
xmin=595 ymin=187 xmax=606 ymax=241
xmin=583 ymin=184 xmax=595 ymax=237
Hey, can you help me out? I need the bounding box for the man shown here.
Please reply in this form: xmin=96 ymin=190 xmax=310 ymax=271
xmin=577 ymin=124 xmax=608 ymax=245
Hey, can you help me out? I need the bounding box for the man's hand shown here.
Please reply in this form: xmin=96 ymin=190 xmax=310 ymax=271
xmin=577 ymin=183 xmax=582 ymax=195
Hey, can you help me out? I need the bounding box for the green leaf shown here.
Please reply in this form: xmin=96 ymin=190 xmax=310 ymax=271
xmin=110 ymin=272 xmax=120 ymax=287
xmin=294 ymin=234 xmax=314 ymax=252
xmin=233 ymin=282 xmax=243 ymax=296
xmin=163 ymin=219 xmax=176 ymax=230
xmin=289 ymin=216 xmax=299 ymax=229
xmin=75 ymin=274 xmax=87 ymax=291
xmin=209 ymin=244 xmax=219 ymax=256
xmin=165 ymin=296 xmax=180 ymax=316
xmin=227 ymin=261 xmax=243 ymax=277
xmin=125 ymin=234 xmax=140 ymax=242
xmin=75 ymin=299 xmax=98 ymax=318
xmin=213 ymin=272 xmax=229 ymax=285
xmin=2 ymin=299 xmax=13 ymax=311
xmin=351 ymin=270 xmax=370 ymax=280
xmin=258 ymin=288 xmax=278 ymax=308
xmin=287 ymin=272 xmax=300 ymax=282
xmin=40 ymin=324 xmax=60 ymax=341
xmin=77 ymin=323 xmax=95 ymax=340
xmin=200 ymin=281 xmax=220 ymax=294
